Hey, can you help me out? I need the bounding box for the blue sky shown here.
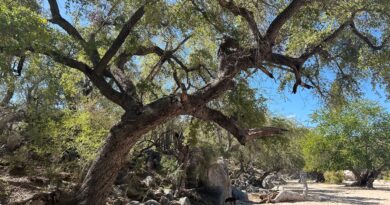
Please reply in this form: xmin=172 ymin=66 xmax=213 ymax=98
xmin=249 ymin=73 xmax=389 ymax=126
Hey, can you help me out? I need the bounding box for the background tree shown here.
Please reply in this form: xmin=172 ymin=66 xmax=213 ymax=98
xmin=1 ymin=0 xmax=390 ymax=204
xmin=302 ymin=101 xmax=390 ymax=188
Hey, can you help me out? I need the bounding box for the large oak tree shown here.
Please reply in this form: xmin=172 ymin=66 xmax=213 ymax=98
xmin=1 ymin=0 xmax=390 ymax=204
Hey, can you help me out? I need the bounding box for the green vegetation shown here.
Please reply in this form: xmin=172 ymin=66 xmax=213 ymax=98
xmin=302 ymin=101 xmax=390 ymax=187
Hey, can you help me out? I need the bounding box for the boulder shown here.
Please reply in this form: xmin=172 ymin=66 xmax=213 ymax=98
xmin=232 ymin=187 xmax=248 ymax=201
xmin=5 ymin=132 xmax=23 ymax=151
xmin=179 ymin=197 xmax=191 ymax=205
xmin=204 ymin=158 xmax=232 ymax=205
xmin=163 ymin=188 xmax=174 ymax=200
xmin=272 ymin=190 xmax=305 ymax=203
xmin=144 ymin=199 xmax=160 ymax=205
xmin=159 ymin=196 xmax=169 ymax=205
xmin=142 ymin=176 xmax=155 ymax=187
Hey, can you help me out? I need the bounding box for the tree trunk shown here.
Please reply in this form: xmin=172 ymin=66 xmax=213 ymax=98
xmin=75 ymin=123 xmax=136 ymax=204
xmin=351 ymin=170 xmax=380 ymax=188
xmin=314 ymin=171 xmax=325 ymax=183
xmin=74 ymin=97 xmax=183 ymax=205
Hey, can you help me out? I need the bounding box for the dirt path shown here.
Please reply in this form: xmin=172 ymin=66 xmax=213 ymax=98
xmin=248 ymin=181 xmax=390 ymax=205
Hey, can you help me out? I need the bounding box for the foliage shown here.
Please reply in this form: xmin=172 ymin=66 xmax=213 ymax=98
xmin=324 ymin=171 xmax=344 ymax=184
xmin=302 ymin=100 xmax=390 ymax=173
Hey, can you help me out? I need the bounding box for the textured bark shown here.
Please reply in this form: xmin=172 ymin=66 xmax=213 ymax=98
xmin=76 ymin=95 xmax=184 ymax=205
xmin=351 ymin=170 xmax=380 ymax=188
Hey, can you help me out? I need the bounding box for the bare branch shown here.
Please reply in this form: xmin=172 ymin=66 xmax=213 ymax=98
xmin=191 ymin=106 xmax=287 ymax=145
xmin=145 ymin=36 xmax=191 ymax=81
xmin=95 ymin=5 xmax=145 ymax=75
xmin=300 ymin=22 xmax=350 ymax=61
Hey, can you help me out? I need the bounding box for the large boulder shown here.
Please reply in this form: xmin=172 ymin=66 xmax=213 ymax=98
xmin=204 ymin=158 xmax=232 ymax=205
xmin=5 ymin=132 xmax=23 ymax=151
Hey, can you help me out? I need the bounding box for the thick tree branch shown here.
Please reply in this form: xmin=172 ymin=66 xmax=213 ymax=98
xmin=109 ymin=65 xmax=142 ymax=110
xmin=43 ymin=50 xmax=91 ymax=73
xmin=265 ymin=0 xmax=306 ymax=44
xmin=95 ymin=5 xmax=145 ymax=75
xmin=218 ymin=0 xmax=262 ymax=42
xmin=116 ymin=46 xmax=164 ymax=69
xmin=191 ymin=106 xmax=287 ymax=145
xmin=47 ymin=0 xmax=100 ymax=65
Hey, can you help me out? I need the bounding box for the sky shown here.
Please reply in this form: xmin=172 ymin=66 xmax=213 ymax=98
xmin=249 ymin=73 xmax=390 ymax=126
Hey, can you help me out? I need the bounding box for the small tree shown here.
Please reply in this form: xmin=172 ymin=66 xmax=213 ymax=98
xmin=302 ymin=101 xmax=390 ymax=188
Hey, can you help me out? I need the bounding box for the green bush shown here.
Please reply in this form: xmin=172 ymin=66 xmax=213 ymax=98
xmin=324 ymin=171 xmax=344 ymax=184
xmin=383 ymin=171 xmax=390 ymax=181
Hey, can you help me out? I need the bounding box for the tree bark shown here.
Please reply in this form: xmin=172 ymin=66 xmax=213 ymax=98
xmin=75 ymin=95 xmax=184 ymax=205
xmin=351 ymin=170 xmax=380 ymax=188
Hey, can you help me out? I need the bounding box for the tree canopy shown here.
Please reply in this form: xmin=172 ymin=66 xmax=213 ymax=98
xmin=302 ymin=101 xmax=390 ymax=187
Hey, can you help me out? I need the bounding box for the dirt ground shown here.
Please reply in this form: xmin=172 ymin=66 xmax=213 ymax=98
xmin=248 ymin=180 xmax=390 ymax=205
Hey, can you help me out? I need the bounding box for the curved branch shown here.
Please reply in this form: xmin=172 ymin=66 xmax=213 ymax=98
xmin=218 ymin=0 xmax=262 ymax=42
xmin=350 ymin=21 xmax=389 ymax=51
xmin=265 ymin=0 xmax=307 ymax=44
xmin=191 ymin=106 xmax=287 ymax=145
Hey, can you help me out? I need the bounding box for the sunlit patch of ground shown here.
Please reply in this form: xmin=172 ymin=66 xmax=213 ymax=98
xmin=247 ymin=181 xmax=390 ymax=205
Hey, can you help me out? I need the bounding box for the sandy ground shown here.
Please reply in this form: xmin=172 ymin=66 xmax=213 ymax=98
xmin=248 ymin=180 xmax=390 ymax=205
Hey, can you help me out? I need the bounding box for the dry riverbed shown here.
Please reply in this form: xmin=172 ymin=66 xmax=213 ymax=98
xmin=248 ymin=180 xmax=390 ymax=205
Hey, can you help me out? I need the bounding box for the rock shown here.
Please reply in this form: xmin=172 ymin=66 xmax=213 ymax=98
xmin=113 ymin=199 xmax=125 ymax=205
xmin=60 ymin=147 xmax=80 ymax=162
xmin=163 ymin=188 xmax=174 ymax=195
xmin=0 ymin=158 xmax=9 ymax=166
xmin=232 ymin=187 xmax=248 ymax=201
xmin=179 ymin=197 xmax=190 ymax=205
xmin=163 ymin=188 xmax=174 ymax=200
xmin=263 ymin=173 xmax=286 ymax=189
xmin=273 ymin=190 xmax=305 ymax=203
xmin=145 ymin=150 xmax=162 ymax=170
xmin=8 ymin=163 xmax=26 ymax=176
xmin=142 ymin=176 xmax=154 ymax=187
xmin=344 ymin=170 xmax=356 ymax=181
xmin=129 ymin=201 xmax=140 ymax=205
xmin=5 ymin=132 xmax=23 ymax=151
xmin=159 ymin=196 xmax=169 ymax=205
xmin=154 ymin=188 xmax=164 ymax=198
xmin=28 ymin=176 xmax=49 ymax=186
xmin=27 ymin=199 xmax=45 ymax=205
xmin=205 ymin=158 xmax=232 ymax=205
xmin=144 ymin=199 xmax=160 ymax=205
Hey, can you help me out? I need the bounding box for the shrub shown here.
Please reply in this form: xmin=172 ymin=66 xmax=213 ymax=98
xmin=324 ymin=171 xmax=344 ymax=184
xmin=383 ymin=171 xmax=390 ymax=181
